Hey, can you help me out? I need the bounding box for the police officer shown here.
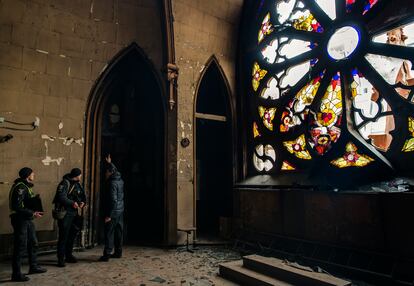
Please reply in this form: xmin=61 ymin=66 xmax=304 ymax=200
xmin=9 ymin=167 xmax=47 ymax=282
xmin=99 ymin=154 xmax=124 ymax=262
xmin=54 ymin=168 xmax=86 ymax=267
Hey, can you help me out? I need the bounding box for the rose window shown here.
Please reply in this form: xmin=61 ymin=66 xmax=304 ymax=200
xmin=245 ymin=0 xmax=414 ymax=186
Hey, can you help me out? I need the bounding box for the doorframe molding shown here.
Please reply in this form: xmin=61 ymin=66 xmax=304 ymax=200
xmin=162 ymin=0 xmax=178 ymax=245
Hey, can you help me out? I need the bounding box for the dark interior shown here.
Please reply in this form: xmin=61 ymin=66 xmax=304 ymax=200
xmin=98 ymin=51 xmax=165 ymax=245
xmin=196 ymin=63 xmax=233 ymax=239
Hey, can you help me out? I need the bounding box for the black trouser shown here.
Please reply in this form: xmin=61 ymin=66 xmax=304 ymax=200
xmin=11 ymin=215 xmax=38 ymax=275
xmin=57 ymin=214 xmax=80 ymax=260
xmin=103 ymin=213 xmax=123 ymax=256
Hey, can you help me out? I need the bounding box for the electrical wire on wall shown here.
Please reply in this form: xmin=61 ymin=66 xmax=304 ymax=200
xmin=0 ymin=116 xmax=40 ymax=143
xmin=0 ymin=117 xmax=40 ymax=131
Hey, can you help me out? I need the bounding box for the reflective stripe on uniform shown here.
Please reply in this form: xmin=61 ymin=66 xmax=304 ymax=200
xmin=9 ymin=182 xmax=34 ymax=214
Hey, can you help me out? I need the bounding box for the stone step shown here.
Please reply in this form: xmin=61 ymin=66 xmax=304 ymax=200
xmin=243 ymin=255 xmax=351 ymax=286
xmin=219 ymin=260 xmax=295 ymax=286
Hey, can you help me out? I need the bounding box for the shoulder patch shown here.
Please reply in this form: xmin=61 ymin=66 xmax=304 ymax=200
xmin=17 ymin=188 xmax=25 ymax=195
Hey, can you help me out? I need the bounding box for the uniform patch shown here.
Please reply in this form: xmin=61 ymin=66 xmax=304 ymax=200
xmin=17 ymin=188 xmax=25 ymax=195
xmin=58 ymin=184 xmax=65 ymax=192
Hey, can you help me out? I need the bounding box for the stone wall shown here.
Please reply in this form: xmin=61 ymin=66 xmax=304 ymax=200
xmin=0 ymin=0 xmax=244 ymax=249
xmin=0 ymin=0 xmax=164 ymax=236
xmin=172 ymin=0 xmax=243 ymax=241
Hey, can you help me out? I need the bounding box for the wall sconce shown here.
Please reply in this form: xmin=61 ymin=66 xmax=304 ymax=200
xmin=0 ymin=116 xmax=40 ymax=131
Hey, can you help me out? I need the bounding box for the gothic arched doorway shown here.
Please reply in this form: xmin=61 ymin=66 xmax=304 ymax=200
xmin=194 ymin=56 xmax=235 ymax=241
xmin=85 ymin=43 xmax=166 ymax=246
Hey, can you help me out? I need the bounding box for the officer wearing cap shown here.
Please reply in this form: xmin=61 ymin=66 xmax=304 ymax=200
xmin=9 ymin=167 xmax=47 ymax=282
xmin=54 ymin=168 xmax=86 ymax=267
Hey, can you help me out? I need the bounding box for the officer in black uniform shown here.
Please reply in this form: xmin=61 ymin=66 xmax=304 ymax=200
xmin=54 ymin=168 xmax=86 ymax=267
xmin=9 ymin=167 xmax=47 ymax=282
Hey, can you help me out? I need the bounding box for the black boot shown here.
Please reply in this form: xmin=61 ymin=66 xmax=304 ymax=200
xmin=57 ymin=257 xmax=66 ymax=267
xmin=98 ymin=255 xmax=110 ymax=262
xmin=111 ymin=251 xmax=122 ymax=258
xmin=11 ymin=273 xmax=30 ymax=282
xmin=28 ymin=265 xmax=47 ymax=274
xmin=65 ymin=254 xmax=78 ymax=263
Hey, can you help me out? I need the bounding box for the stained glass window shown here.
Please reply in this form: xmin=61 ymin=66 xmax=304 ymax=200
xmin=243 ymin=0 xmax=414 ymax=186
xmin=331 ymin=142 xmax=374 ymax=168
xmin=253 ymin=144 xmax=276 ymax=171
xmin=402 ymin=117 xmax=414 ymax=152
xmin=283 ymin=134 xmax=312 ymax=160
xmin=281 ymin=161 xmax=296 ymax=171
xmin=258 ymin=106 xmax=277 ymax=131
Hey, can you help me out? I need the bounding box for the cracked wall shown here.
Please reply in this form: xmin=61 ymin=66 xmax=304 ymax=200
xmin=172 ymin=0 xmax=243 ymax=241
xmin=0 ymin=0 xmax=164 ymax=237
xmin=0 ymin=0 xmax=244 ymax=248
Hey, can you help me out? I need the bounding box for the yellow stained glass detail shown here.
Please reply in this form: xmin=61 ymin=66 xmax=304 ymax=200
xmin=408 ymin=117 xmax=414 ymax=134
xmin=253 ymin=122 xmax=261 ymax=138
xmin=331 ymin=142 xmax=374 ymax=168
xmin=258 ymin=106 xmax=276 ymax=131
xmin=283 ymin=134 xmax=312 ymax=160
xmin=402 ymin=117 xmax=414 ymax=152
xmin=350 ymin=80 xmax=358 ymax=98
xmin=258 ymin=13 xmax=273 ymax=43
xmin=403 ymin=138 xmax=414 ymax=152
xmin=317 ymin=75 xmax=342 ymax=127
xmin=292 ymin=13 xmax=322 ymax=33
xmin=252 ymin=62 xmax=267 ymax=91
xmin=295 ymin=75 xmax=323 ymax=109
xmin=281 ymin=161 xmax=296 ymax=171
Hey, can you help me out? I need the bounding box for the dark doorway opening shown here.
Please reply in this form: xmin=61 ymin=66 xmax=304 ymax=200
xmin=195 ymin=59 xmax=233 ymax=241
xmin=93 ymin=46 xmax=165 ymax=246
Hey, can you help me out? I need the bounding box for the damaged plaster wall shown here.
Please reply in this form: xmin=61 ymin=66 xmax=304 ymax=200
xmin=0 ymin=0 xmax=164 ymax=244
xmin=172 ymin=0 xmax=243 ymax=242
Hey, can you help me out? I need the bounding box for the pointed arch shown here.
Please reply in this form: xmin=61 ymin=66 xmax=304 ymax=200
xmin=83 ymin=43 xmax=167 ymax=246
xmin=194 ymin=55 xmax=233 ymax=113
xmin=85 ymin=43 xmax=167 ymax=118
xmin=192 ymin=55 xmax=237 ymax=238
